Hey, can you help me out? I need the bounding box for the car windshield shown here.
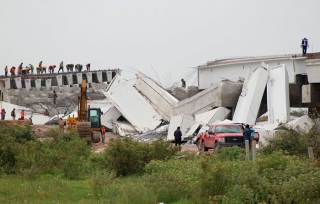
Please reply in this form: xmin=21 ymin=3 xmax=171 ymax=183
xmin=215 ymin=125 xmax=242 ymax=133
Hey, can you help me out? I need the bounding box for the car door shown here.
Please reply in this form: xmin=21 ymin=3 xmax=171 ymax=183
xmin=205 ymin=126 xmax=215 ymax=147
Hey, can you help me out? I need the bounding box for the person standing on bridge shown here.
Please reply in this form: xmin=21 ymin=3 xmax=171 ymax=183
xmin=301 ymin=36 xmax=309 ymax=56
xmin=4 ymin=66 xmax=8 ymax=76
xmin=29 ymin=64 xmax=34 ymax=74
xmin=10 ymin=66 xmax=15 ymax=76
xmin=58 ymin=61 xmax=64 ymax=73
xmin=49 ymin=65 xmax=56 ymax=73
xmin=18 ymin=63 xmax=23 ymax=76
xmin=86 ymin=63 xmax=90 ymax=71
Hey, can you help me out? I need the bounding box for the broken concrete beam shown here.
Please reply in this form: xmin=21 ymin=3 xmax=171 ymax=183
xmin=135 ymin=72 xmax=178 ymax=121
xmin=233 ymin=63 xmax=268 ymax=125
xmin=105 ymin=74 xmax=163 ymax=133
xmin=267 ymin=64 xmax=290 ymax=124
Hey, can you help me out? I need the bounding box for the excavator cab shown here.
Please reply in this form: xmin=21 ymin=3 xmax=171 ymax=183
xmin=88 ymin=108 xmax=102 ymax=129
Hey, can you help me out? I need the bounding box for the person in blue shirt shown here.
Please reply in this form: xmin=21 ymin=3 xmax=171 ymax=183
xmin=301 ymin=36 xmax=309 ymax=56
xmin=174 ymin=126 xmax=182 ymax=146
xmin=243 ymin=124 xmax=251 ymax=147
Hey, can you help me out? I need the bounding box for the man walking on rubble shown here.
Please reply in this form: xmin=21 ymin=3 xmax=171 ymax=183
xmin=53 ymin=90 xmax=57 ymax=105
xmin=181 ymin=79 xmax=186 ymax=88
xmin=174 ymin=126 xmax=182 ymax=147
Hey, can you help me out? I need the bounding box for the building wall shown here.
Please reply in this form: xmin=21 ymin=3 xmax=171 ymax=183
xmin=198 ymin=58 xmax=306 ymax=89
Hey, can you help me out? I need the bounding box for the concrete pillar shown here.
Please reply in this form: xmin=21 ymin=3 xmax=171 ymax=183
xmin=76 ymin=73 xmax=82 ymax=84
xmin=245 ymin=140 xmax=249 ymax=158
xmin=97 ymin=71 xmax=102 ymax=83
xmin=4 ymin=78 xmax=10 ymax=90
xmin=252 ymin=140 xmax=257 ymax=161
xmin=67 ymin=74 xmax=73 ymax=85
xmin=86 ymin=72 xmax=92 ymax=83
xmin=56 ymin=75 xmax=63 ymax=87
xmin=107 ymin=71 xmax=112 ymax=82
xmin=308 ymin=147 xmax=314 ymax=159
xmin=46 ymin=79 xmax=52 ymax=90
xmin=25 ymin=79 xmax=31 ymax=91
xmin=0 ymin=80 xmax=5 ymax=90
xmin=35 ymin=79 xmax=41 ymax=90
xmin=14 ymin=77 xmax=22 ymax=89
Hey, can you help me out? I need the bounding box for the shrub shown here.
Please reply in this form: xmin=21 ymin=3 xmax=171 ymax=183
xmin=103 ymin=137 xmax=179 ymax=176
xmin=16 ymin=128 xmax=91 ymax=179
xmin=143 ymin=157 xmax=200 ymax=203
xmin=261 ymin=125 xmax=320 ymax=157
xmin=0 ymin=122 xmax=34 ymax=174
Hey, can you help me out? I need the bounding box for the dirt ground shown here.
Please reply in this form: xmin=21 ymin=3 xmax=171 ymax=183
xmin=31 ymin=125 xmax=200 ymax=153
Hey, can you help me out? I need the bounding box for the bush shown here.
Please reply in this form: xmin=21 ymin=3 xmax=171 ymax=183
xmin=16 ymin=128 xmax=91 ymax=179
xmin=103 ymin=137 xmax=179 ymax=176
xmin=261 ymin=124 xmax=320 ymax=157
xmin=0 ymin=123 xmax=34 ymax=174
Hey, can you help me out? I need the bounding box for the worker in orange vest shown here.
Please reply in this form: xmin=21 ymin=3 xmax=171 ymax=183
xmin=10 ymin=66 xmax=15 ymax=76
xmin=18 ymin=63 xmax=23 ymax=76
xmin=19 ymin=110 xmax=24 ymax=120
xmin=101 ymin=124 xmax=106 ymax=143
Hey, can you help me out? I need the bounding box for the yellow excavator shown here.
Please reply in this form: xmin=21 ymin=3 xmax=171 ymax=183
xmin=66 ymin=78 xmax=102 ymax=143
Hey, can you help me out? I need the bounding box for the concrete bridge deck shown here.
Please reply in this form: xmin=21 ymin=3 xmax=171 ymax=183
xmin=0 ymin=69 xmax=121 ymax=90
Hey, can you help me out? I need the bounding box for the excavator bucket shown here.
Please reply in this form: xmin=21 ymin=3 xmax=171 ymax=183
xmin=76 ymin=121 xmax=91 ymax=138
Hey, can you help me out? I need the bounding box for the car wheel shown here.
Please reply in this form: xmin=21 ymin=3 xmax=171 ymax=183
xmin=200 ymin=140 xmax=208 ymax=152
xmin=214 ymin=142 xmax=219 ymax=153
xmin=196 ymin=140 xmax=201 ymax=151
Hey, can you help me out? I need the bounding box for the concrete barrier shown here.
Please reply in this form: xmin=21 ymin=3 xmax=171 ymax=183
xmin=35 ymin=79 xmax=41 ymax=90
xmin=14 ymin=77 xmax=22 ymax=89
xmin=56 ymin=75 xmax=63 ymax=87
xmin=25 ymin=79 xmax=31 ymax=91
xmin=46 ymin=79 xmax=52 ymax=90
xmin=87 ymin=72 xmax=92 ymax=83
xmin=4 ymin=78 xmax=10 ymax=90
xmin=76 ymin=73 xmax=82 ymax=84
xmin=107 ymin=71 xmax=112 ymax=82
xmin=67 ymin=74 xmax=73 ymax=85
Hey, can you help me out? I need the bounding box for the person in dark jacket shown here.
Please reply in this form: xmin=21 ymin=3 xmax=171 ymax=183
xmin=301 ymin=36 xmax=309 ymax=56
xmin=174 ymin=126 xmax=182 ymax=146
xmin=243 ymin=124 xmax=251 ymax=147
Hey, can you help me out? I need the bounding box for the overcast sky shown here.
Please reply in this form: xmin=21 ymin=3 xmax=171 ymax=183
xmin=1 ymin=0 xmax=320 ymax=87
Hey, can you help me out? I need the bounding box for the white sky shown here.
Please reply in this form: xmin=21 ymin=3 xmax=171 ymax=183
xmin=1 ymin=0 xmax=320 ymax=87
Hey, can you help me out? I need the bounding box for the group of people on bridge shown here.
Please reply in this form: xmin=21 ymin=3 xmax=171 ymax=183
xmin=4 ymin=61 xmax=91 ymax=77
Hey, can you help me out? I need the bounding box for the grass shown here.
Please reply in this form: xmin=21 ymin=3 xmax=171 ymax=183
xmin=0 ymin=175 xmax=95 ymax=204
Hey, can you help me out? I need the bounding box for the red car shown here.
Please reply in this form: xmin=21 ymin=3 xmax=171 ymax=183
xmin=195 ymin=123 xmax=259 ymax=152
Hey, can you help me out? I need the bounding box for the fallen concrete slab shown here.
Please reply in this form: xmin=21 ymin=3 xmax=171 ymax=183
xmin=285 ymin=115 xmax=313 ymax=132
xmin=233 ymin=63 xmax=269 ymax=125
xmin=105 ymin=74 xmax=163 ymax=133
xmin=167 ymin=114 xmax=194 ymax=141
xmin=267 ymin=64 xmax=290 ymax=124
xmin=135 ymin=72 xmax=178 ymax=121
xmin=184 ymin=107 xmax=231 ymax=139
xmin=114 ymin=121 xmax=136 ymax=136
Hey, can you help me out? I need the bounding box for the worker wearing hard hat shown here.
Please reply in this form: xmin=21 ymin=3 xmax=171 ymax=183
xmin=11 ymin=108 xmax=16 ymax=120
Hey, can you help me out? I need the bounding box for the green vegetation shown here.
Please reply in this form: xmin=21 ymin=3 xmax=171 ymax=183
xmin=0 ymin=123 xmax=320 ymax=203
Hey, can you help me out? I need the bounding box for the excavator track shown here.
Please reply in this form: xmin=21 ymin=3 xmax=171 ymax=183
xmin=76 ymin=121 xmax=91 ymax=138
